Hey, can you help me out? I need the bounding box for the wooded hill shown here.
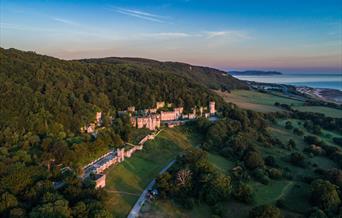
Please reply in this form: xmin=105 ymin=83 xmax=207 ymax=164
xmin=0 ymin=47 xmax=245 ymax=144
xmin=80 ymin=57 xmax=247 ymax=91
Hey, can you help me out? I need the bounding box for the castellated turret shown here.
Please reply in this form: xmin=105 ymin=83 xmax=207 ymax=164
xmin=209 ymin=101 xmax=216 ymax=115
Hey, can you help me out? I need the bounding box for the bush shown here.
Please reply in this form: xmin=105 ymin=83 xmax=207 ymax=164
xmin=244 ymin=151 xmax=264 ymax=170
xmin=249 ymin=204 xmax=283 ymax=218
xmin=233 ymin=182 xmax=254 ymax=204
xmin=293 ymin=128 xmax=304 ymax=136
xmin=289 ymin=152 xmax=306 ymax=167
xmin=287 ymin=139 xmax=296 ymax=150
xmin=268 ymin=168 xmax=282 ymax=180
xmin=253 ymin=169 xmax=270 ymax=185
xmin=285 ymin=121 xmax=293 ymax=130
xmin=304 ymin=135 xmax=321 ymax=145
xmin=311 ymin=179 xmax=341 ymax=213
xmin=264 ymin=156 xmax=277 ymax=167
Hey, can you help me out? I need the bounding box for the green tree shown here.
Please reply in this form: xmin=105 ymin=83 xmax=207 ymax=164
xmin=311 ymin=179 xmax=341 ymax=213
xmin=244 ymin=151 xmax=264 ymax=169
xmin=0 ymin=192 xmax=18 ymax=214
xmin=249 ymin=204 xmax=283 ymax=218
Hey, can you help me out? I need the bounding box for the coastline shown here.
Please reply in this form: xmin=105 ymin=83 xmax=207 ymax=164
xmin=231 ymin=74 xmax=342 ymax=104
xmin=296 ymin=86 xmax=342 ymax=104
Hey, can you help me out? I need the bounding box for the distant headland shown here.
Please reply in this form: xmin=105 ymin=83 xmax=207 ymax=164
xmin=228 ymin=70 xmax=283 ymax=76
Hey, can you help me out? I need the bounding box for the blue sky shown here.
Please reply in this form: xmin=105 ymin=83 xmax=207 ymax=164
xmin=1 ymin=0 xmax=341 ymax=73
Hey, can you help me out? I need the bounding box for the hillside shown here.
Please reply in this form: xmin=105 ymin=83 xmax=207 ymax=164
xmin=0 ymin=48 xmax=245 ymax=139
xmin=80 ymin=57 xmax=247 ymax=90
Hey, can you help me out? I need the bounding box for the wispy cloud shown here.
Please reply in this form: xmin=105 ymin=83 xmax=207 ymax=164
xmin=140 ymin=32 xmax=193 ymax=39
xmin=0 ymin=22 xmax=56 ymax=32
xmin=52 ymin=17 xmax=79 ymax=26
xmin=113 ymin=7 xmax=167 ymax=23
xmin=205 ymin=30 xmax=251 ymax=40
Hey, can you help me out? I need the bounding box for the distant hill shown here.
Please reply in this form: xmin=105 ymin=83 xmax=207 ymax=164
xmin=228 ymin=70 xmax=282 ymax=76
xmin=80 ymin=57 xmax=247 ymax=90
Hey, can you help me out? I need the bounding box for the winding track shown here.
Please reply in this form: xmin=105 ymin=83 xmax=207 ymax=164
xmin=127 ymin=159 xmax=176 ymax=218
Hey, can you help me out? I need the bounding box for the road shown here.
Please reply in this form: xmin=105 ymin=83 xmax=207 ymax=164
xmin=127 ymin=159 xmax=176 ymax=218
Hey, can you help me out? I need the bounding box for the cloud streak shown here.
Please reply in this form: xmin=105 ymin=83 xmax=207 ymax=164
xmin=113 ymin=7 xmax=166 ymax=23
xmin=52 ymin=17 xmax=79 ymax=26
xmin=140 ymin=32 xmax=193 ymax=39
xmin=205 ymin=30 xmax=251 ymax=40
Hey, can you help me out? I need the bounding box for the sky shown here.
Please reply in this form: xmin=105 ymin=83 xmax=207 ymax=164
xmin=0 ymin=0 xmax=341 ymax=73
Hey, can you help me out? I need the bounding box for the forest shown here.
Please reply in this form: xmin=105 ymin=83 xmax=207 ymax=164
xmin=0 ymin=47 xmax=246 ymax=217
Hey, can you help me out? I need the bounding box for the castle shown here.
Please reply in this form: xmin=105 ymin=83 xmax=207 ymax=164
xmin=83 ymin=132 xmax=157 ymax=188
xmin=130 ymin=101 xmax=216 ymax=131
xmin=81 ymin=112 xmax=103 ymax=133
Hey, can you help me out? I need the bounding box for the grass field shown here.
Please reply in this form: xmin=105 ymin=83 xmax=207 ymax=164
xmin=103 ymin=128 xmax=192 ymax=217
xmin=276 ymin=118 xmax=342 ymax=148
xmin=141 ymin=200 xmax=212 ymax=218
xmin=252 ymin=180 xmax=294 ymax=205
xmin=208 ymin=152 xmax=235 ymax=173
xmin=215 ymin=90 xmax=303 ymax=113
xmin=293 ymin=105 xmax=342 ymax=118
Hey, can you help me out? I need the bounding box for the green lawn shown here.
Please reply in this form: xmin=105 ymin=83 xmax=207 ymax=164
xmin=216 ymin=90 xmax=303 ymax=113
xmin=104 ymin=128 xmax=192 ymax=218
xmin=280 ymin=182 xmax=311 ymax=213
xmin=140 ymin=200 xmax=212 ymax=218
xmin=252 ymin=180 xmax=294 ymax=205
xmin=208 ymin=152 xmax=235 ymax=173
xmin=293 ymin=106 xmax=342 ymax=118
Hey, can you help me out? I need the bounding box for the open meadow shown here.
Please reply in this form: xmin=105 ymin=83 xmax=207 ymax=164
xmin=215 ymin=90 xmax=303 ymax=113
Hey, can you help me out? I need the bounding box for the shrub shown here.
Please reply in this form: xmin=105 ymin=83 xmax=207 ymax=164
xmin=268 ymin=168 xmax=282 ymax=180
xmin=264 ymin=156 xmax=277 ymax=167
xmin=249 ymin=204 xmax=283 ymax=218
xmin=304 ymin=135 xmax=321 ymax=145
xmin=253 ymin=169 xmax=270 ymax=185
xmin=311 ymin=179 xmax=341 ymax=213
xmin=289 ymin=152 xmax=306 ymax=167
xmin=285 ymin=121 xmax=293 ymax=130
xmin=244 ymin=151 xmax=264 ymax=170
xmin=233 ymin=182 xmax=254 ymax=204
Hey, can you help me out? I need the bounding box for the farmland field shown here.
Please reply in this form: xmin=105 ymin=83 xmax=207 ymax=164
xmin=215 ymin=90 xmax=303 ymax=113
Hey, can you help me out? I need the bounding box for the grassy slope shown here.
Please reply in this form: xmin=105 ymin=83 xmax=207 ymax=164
xmin=263 ymin=119 xmax=342 ymax=213
xmin=293 ymin=106 xmax=342 ymax=118
xmin=103 ymin=128 xmax=192 ymax=218
xmin=215 ymin=90 xmax=303 ymax=113
xmin=142 ymin=122 xmax=329 ymax=218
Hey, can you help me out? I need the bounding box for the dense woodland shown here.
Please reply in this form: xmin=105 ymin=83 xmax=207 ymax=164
xmin=0 ymin=47 xmax=246 ymax=217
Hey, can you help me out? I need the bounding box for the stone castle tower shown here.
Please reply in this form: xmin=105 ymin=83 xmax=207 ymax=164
xmin=209 ymin=101 xmax=216 ymax=115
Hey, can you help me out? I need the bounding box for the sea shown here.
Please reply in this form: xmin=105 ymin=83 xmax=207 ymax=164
xmin=232 ymin=74 xmax=342 ymax=90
